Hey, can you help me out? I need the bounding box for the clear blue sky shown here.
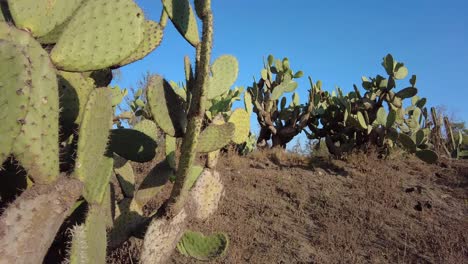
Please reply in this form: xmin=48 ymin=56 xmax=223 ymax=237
xmin=115 ymin=0 xmax=468 ymax=142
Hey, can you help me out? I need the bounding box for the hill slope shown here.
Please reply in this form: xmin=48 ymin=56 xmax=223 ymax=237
xmin=109 ymin=150 xmax=468 ymax=264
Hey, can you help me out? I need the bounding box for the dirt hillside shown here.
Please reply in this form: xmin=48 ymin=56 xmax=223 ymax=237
xmin=109 ymin=150 xmax=468 ymax=264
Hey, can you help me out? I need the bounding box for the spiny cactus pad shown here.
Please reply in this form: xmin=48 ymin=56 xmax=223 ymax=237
xmin=74 ymin=88 xmax=113 ymax=199
xmin=177 ymin=231 xmax=228 ymax=261
xmin=197 ymin=123 xmax=235 ymax=153
xmin=69 ymin=204 xmax=107 ymax=264
xmin=147 ymin=75 xmax=187 ymax=137
xmin=140 ymin=208 xmax=188 ymax=263
xmin=50 ymin=0 xmax=145 ymax=71
xmin=0 ymin=40 xmax=31 ymax=164
xmin=57 ymin=71 xmax=95 ymax=130
xmin=7 ymin=0 xmax=84 ymax=37
xmin=228 ymin=108 xmax=250 ymax=144
xmin=3 ymin=24 xmax=60 ymax=184
xmin=207 ymin=55 xmax=239 ymax=100
xmin=162 ymin=0 xmax=200 ymax=46
xmin=191 ymin=169 xmax=224 ymax=220
xmin=68 ymin=225 xmax=87 ymax=264
xmin=109 ymin=120 xmax=158 ymax=162
xmin=118 ymin=20 xmax=163 ymax=66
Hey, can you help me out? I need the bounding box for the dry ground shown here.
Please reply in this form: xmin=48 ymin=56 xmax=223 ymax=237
xmin=108 ymin=149 xmax=468 ymax=264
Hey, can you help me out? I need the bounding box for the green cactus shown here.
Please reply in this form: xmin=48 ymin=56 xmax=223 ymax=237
xmin=177 ymin=231 xmax=228 ymax=261
xmin=0 ymin=0 xmax=235 ymax=262
xmin=74 ymin=88 xmax=113 ymax=202
xmin=118 ymin=20 xmax=164 ymax=66
xmin=114 ymin=155 xmax=136 ymax=198
xmin=0 ymin=0 xmax=170 ymax=262
xmin=57 ymin=71 xmax=95 ymax=136
xmin=161 ymin=0 xmax=199 ymax=46
xmin=305 ymin=54 xmax=438 ymax=163
xmin=197 ymin=123 xmax=235 ymax=153
xmin=5 ymin=24 xmax=60 ymax=184
xmin=50 ymin=0 xmax=145 ymax=71
xmin=246 ymin=56 xmax=317 ymax=148
xmin=228 ymin=108 xmax=251 ymax=144
xmin=109 ymin=119 xmax=158 ymax=162
xmin=207 ymin=55 xmax=239 ymax=100
xmin=7 ymin=0 xmax=84 ymax=37
xmin=166 ymin=135 xmax=177 ymax=170
xmin=134 ymin=160 xmax=173 ymax=210
xmin=147 ymin=75 xmax=187 ymax=137
xmin=69 ymin=204 xmax=108 ymax=264
xmin=0 ymin=39 xmax=31 ymax=165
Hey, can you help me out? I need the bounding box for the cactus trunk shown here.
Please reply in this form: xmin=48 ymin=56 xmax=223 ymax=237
xmin=166 ymin=0 xmax=213 ymax=216
xmin=0 ymin=177 xmax=82 ymax=264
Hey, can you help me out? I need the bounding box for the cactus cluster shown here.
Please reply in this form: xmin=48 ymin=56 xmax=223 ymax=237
xmin=303 ymin=54 xmax=439 ymax=163
xmin=246 ymin=55 xmax=313 ymax=148
xmin=0 ymin=0 xmax=237 ymax=263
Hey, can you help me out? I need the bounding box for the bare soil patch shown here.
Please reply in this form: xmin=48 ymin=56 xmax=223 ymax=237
xmin=108 ymin=150 xmax=468 ymax=264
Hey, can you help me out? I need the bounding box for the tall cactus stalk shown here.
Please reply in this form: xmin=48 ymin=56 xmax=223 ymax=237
xmin=166 ymin=0 xmax=213 ymax=215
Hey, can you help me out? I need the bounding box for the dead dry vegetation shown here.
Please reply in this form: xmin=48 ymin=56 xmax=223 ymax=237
xmin=108 ymin=149 xmax=468 ymax=264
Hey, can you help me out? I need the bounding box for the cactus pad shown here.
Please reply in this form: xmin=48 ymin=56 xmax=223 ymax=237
xmin=396 ymin=87 xmax=418 ymax=99
xmin=398 ymin=133 xmax=417 ymax=153
xmin=191 ymin=170 xmax=224 ymax=220
xmin=228 ymin=108 xmax=250 ymax=144
xmin=147 ymin=75 xmax=187 ymax=137
xmin=118 ymin=20 xmax=163 ymax=66
xmin=68 ymin=225 xmax=87 ymax=264
xmin=415 ymin=149 xmax=438 ymax=164
xmin=197 ymin=123 xmax=235 ymax=153
xmin=166 ymin=135 xmax=177 ymax=170
xmin=135 ymin=160 xmax=172 ymax=209
xmin=83 ymin=155 xmax=114 ymax=204
xmin=69 ymin=204 xmax=107 ymax=264
xmin=134 ymin=119 xmax=158 ymax=141
xmin=177 ymin=231 xmax=228 ymax=261
xmin=50 ymin=0 xmax=145 ymax=71
xmin=162 ymin=0 xmax=199 ymax=46
xmin=185 ymin=165 xmax=204 ymax=191
xmin=57 ymin=71 xmax=95 ymax=131
xmin=0 ymin=40 xmax=31 ymax=164
xmin=37 ymin=18 xmax=70 ymax=44
xmin=3 ymin=25 xmax=60 ymax=184
xmin=74 ymin=88 xmax=113 ymax=194
xmin=109 ymin=120 xmax=158 ymax=162
xmin=7 ymin=0 xmax=84 ymax=37
xmin=114 ymin=155 xmax=135 ymax=198
xmin=244 ymin=92 xmax=253 ymax=115
xmin=207 ymin=55 xmax=239 ymax=100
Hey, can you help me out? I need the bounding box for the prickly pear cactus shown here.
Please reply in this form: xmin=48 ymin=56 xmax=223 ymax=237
xmin=50 ymin=0 xmax=145 ymax=71
xmin=177 ymin=231 xmax=228 ymax=261
xmin=304 ymin=54 xmax=438 ymax=164
xmin=0 ymin=0 xmax=169 ymax=262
